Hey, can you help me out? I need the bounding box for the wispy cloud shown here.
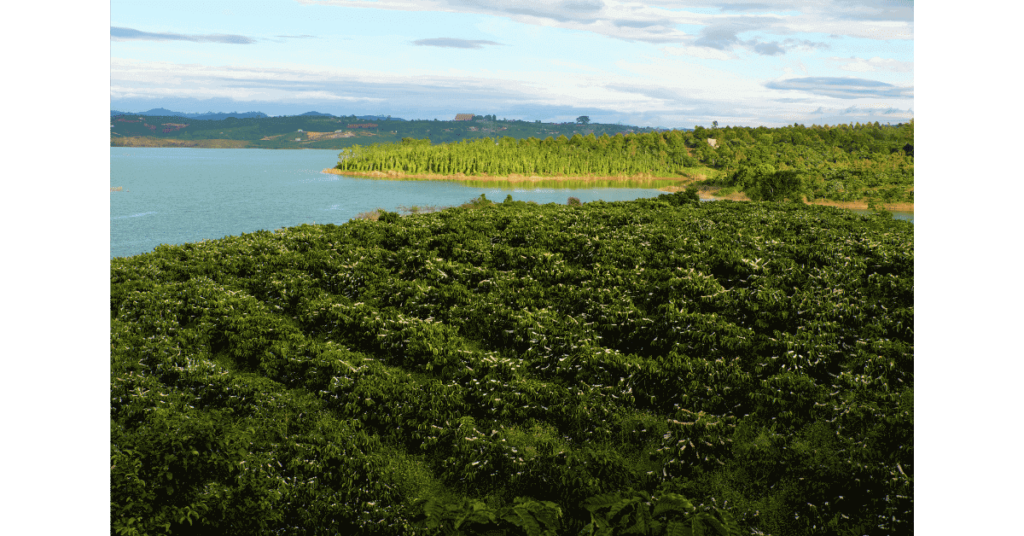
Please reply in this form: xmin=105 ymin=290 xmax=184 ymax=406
xmin=303 ymin=0 xmax=912 ymax=44
xmin=110 ymin=27 xmax=256 ymax=44
xmin=660 ymin=45 xmax=737 ymax=60
xmin=765 ymin=76 xmax=913 ymax=99
xmin=276 ymin=34 xmax=317 ymax=39
xmin=413 ymin=38 xmax=503 ymax=49
xmin=827 ymin=56 xmax=913 ymax=73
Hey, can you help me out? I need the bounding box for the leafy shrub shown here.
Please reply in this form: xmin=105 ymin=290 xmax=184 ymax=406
xmin=725 ymin=164 xmax=776 ymax=190
xmin=867 ymin=196 xmax=894 ymax=219
xmin=460 ymin=193 xmax=495 ymax=210
xmin=741 ymin=168 xmax=805 ymax=203
xmin=379 ymin=210 xmax=401 ymax=224
xmin=656 ymin=185 xmax=700 ymax=207
xmin=409 ymin=496 xmax=563 ymax=536
xmin=568 ymin=197 xmax=582 ymax=207
xmin=580 ymin=489 xmax=742 ymax=536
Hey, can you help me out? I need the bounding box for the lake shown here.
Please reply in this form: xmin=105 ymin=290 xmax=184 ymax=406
xmin=110 ymin=148 xmax=912 ymax=259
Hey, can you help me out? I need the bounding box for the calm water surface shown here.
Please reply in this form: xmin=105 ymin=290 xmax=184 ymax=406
xmin=111 ymin=148 xmax=912 ymax=259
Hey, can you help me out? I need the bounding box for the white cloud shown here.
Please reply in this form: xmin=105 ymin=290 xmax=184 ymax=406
xmin=301 ymin=0 xmax=912 ymax=45
xmin=828 ymin=56 xmax=914 ymax=73
xmin=547 ymin=59 xmax=609 ymax=73
xmin=661 ymin=45 xmax=736 ymax=60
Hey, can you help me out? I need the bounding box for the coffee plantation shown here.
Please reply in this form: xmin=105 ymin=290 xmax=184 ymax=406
xmin=111 ymin=195 xmax=912 ymax=535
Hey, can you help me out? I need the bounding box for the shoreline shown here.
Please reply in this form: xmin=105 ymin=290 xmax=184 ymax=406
xmin=322 ymin=168 xmax=914 ymax=212
xmin=321 ymin=168 xmax=700 ymax=183
xmin=111 ymin=138 xmax=358 ymax=150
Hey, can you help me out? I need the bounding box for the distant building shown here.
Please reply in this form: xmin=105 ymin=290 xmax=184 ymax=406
xmin=707 ymin=138 xmax=718 ymax=148
xmin=453 ymin=114 xmax=474 ymax=121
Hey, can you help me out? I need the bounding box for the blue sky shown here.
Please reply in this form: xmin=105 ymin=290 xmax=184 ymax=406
xmin=111 ymin=0 xmax=914 ymax=128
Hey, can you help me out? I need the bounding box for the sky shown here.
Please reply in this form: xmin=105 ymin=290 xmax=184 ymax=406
xmin=110 ymin=0 xmax=914 ymax=128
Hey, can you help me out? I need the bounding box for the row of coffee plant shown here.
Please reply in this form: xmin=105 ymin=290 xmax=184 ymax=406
xmin=112 ymin=194 xmax=912 ymax=535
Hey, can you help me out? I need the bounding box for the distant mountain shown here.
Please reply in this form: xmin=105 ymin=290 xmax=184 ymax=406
xmin=105 ymin=107 xmax=405 ymax=119
xmin=355 ymin=115 xmax=407 ymax=121
xmin=111 ymin=109 xmax=269 ymax=120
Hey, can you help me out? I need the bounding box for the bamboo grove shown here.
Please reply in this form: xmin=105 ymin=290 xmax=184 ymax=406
xmin=112 ymin=196 xmax=913 ymax=536
xmin=333 ymin=121 xmax=914 ymax=204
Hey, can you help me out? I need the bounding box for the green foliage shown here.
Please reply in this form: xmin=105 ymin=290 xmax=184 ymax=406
xmin=697 ymin=123 xmax=913 ymax=203
xmin=656 ymin=186 xmax=700 ymax=207
xmin=867 ymin=196 xmax=894 ymax=220
xmin=568 ymin=197 xmax=582 ymax=207
xmin=746 ymin=170 xmax=805 ymax=203
xmin=460 ymin=193 xmax=495 ymax=210
xmin=580 ymin=489 xmax=741 ymax=536
xmin=402 ymin=137 xmax=432 ymax=147
xmin=330 ymin=121 xmax=913 ymax=205
xmin=725 ymin=164 xmax=776 ymax=190
xmin=112 ymin=199 xmax=912 ymax=535
xmin=335 ymin=131 xmax=700 ymax=178
xmin=379 ymin=210 xmax=402 ymax=224
xmin=410 ymin=496 xmax=563 ymax=536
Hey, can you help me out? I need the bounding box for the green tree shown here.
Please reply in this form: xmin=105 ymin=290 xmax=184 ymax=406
xmin=867 ymin=195 xmax=894 ymax=219
xmin=748 ymin=169 xmax=804 ymax=202
xmin=577 ymin=116 xmax=591 ymax=125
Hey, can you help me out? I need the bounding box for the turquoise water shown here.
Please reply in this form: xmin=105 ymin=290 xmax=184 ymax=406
xmin=849 ymin=208 xmax=914 ymax=222
xmin=111 ymin=148 xmax=913 ymax=259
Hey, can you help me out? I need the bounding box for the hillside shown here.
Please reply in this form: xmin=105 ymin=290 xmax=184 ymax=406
xmin=110 ymin=114 xmax=650 ymax=149
xmin=111 ymin=196 xmax=913 ymax=535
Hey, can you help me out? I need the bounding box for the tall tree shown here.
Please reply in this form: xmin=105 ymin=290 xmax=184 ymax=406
xmin=576 ymin=116 xmax=591 ymax=125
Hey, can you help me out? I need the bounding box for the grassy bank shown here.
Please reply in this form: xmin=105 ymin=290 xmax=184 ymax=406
xmin=112 ymin=196 xmax=913 ymax=535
